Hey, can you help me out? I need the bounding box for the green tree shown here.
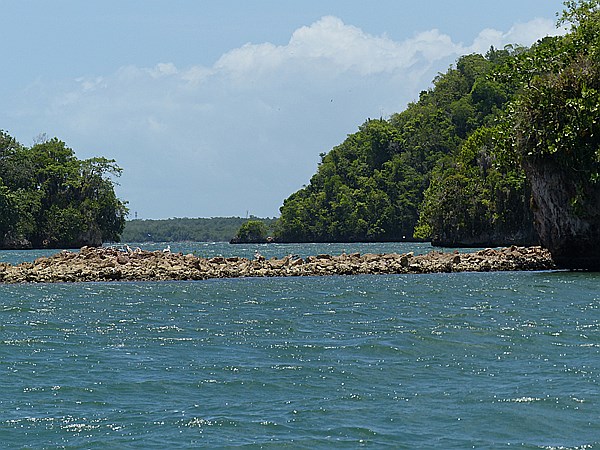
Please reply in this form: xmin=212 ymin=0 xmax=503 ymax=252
xmin=233 ymin=220 xmax=270 ymax=243
xmin=507 ymin=0 xmax=600 ymax=268
xmin=276 ymin=119 xmax=411 ymax=242
xmin=415 ymin=126 xmax=536 ymax=246
xmin=276 ymin=49 xmax=517 ymax=243
xmin=0 ymin=181 xmax=18 ymax=240
xmin=0 ymin=132 xmax=128 ymax=248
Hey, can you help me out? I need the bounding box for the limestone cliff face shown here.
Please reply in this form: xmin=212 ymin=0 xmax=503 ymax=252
xmin=1 ymin=225 xmax=103 ymax=250
xmin=74 ymin=226 xmax=103 ymax=248
xmin=524 ymin=157 xmax=600 ymax=270
xmin=431 ymin=228 xmax=538 ymax=249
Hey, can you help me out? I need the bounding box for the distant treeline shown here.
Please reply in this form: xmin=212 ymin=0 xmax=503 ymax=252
xmin=121 ymin=217 xmax=277 ymax=243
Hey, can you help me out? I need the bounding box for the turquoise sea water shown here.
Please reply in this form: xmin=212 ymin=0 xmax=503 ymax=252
xmin=1 ymin=243 xmax=598 ymax=449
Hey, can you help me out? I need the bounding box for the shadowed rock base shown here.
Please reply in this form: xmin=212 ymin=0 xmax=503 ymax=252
xmin=525 ymin=158 xmax=600 ymax=271
xmin=0 ymin=246 xmax=555 ymax=284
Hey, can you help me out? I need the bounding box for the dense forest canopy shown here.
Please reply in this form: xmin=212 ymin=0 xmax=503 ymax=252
xmin=0 ymin=132 xmax=127 ymax=249
xmin=274 ymin=47 xmax=529 ymax=244
xmin=274 ymin=0 xmax=600 ymax=248
xmin=508 ymin=0 xmax=600 ymax=268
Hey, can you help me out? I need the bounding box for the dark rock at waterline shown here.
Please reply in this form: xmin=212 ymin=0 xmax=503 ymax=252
xmin=525 ymin=158 xmax=600 ymax=270
xmin=0 ymin=245 xmax=555 ymax=284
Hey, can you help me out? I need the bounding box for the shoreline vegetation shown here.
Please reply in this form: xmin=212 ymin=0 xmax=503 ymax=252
xmin=0 ymin=245 xmax=554 ymax=284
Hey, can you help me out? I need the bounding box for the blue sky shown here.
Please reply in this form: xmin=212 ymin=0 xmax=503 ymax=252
xmin=1 ymin=1 xmax=565 ymax=219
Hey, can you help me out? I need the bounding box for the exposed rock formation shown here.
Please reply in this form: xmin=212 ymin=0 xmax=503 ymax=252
xmin=431 ymin=228 xmax=538 ymax=249
xmin=525 ymin=158 xmax=600 ymax=270
xmin=0 ymin=245 xmax=554 ymax=284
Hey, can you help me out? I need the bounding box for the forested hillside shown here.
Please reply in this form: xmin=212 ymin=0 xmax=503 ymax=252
xmin=275 ymin=47 xmax=533 ymax=244
xmin=0 ymin=132 xmax=127 ymax=249
xmin=418 ymin=0 xmax=600 ymax=254
xmin=276 ymin=1 xmax=600 ymax=248
xmin=507 ymin=0 xmax=600 ymax=268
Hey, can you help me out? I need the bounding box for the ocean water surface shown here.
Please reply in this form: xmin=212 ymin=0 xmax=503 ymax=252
xmin=0 ymin=243 xmax=598 ymax=448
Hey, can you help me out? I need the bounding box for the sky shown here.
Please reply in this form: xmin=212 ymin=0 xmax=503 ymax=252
xmin=1 ymin=0 xmax=566 ymax=219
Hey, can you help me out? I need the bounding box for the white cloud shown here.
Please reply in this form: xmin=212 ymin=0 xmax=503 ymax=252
xmin=213 ymin=16 xmax=461 ymax=79
xmin=150 ymin=62 xmax=179 ymax=77
xmin=76 ymin=76 xmax=105 ymax=92
xmin=9 ymin=16 xmax=563 ymax=218
xmin=468 ymin=18 xmax=562 ymax=54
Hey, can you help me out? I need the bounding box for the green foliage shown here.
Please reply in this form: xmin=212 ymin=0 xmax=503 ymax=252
xmin=414 ymin=1 xmax=600 ymax=245
xmin=0 ymin=131 xmax=128 ymax=248
xmin=0 ymin=181 xmax=18 ymax=238
xmin=276 ymin=119 xmax=417 ymax=242
xmin=122 ymin=217 xmax=277 ymax=242
xmin=233 ymin=220 xmax=270 ymax=243
xmin=413 ymin=47 xmax=535 ymax=245
xmin=276 ymin=49 xmax=519 ymax=243
xmin=511 ymin=1 xmax=600 ymax=174
xmin=416 ymin=126 xmax=535 ymax=245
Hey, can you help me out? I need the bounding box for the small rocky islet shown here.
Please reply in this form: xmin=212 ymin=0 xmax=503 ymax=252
xmin=0 ymin=245 xmax=555 ymax=284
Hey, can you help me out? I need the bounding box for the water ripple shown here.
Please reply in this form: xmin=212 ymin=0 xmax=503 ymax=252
xmin=0 ymin=270 xmax=598 ymax=448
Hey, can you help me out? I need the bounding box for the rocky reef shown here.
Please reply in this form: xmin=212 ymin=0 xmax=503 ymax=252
xmin=0 ymin=245 xmax=555 ymax=283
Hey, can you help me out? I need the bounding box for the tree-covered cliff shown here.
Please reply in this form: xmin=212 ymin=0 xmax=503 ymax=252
xmin=509 ymin=0 xmax=600 ymax=268
xmin=0 ymin=132 xmax=128 ymax=249
xmin=276 ymin=1 xmax=600 ymax=257
xmin=275 ymin=47 xmax=529 ymax=244
xmin=420 ymin=0 xmax=600 ymax=265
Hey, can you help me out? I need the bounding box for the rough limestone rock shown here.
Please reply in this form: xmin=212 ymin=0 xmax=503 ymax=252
xmin=0 ymin=245 xmax=555 ymax=284
xmin=525 ymin=158 xmax=600 ymax=270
